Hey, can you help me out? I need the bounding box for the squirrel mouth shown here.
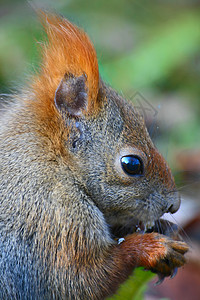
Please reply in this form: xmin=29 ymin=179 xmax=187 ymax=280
xmin=135 ymin=220 xmax=155 ymax=233
xmin=111 ymin=219 xmax=178 ymax=240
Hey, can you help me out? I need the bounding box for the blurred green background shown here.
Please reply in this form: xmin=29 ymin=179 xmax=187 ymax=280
xmin=0 ymin=0 xmax=200 ymax=299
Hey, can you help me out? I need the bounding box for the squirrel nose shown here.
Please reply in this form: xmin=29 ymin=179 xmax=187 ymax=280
xmin=167 ymin=193 xmax=181 ymax=214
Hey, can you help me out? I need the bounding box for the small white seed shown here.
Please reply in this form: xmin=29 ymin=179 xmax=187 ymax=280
xmin=118 ymin=238 xmax=125 ymax=245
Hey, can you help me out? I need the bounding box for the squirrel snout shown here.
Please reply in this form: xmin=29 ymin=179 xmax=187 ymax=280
xmin=167 ymin=193 xmax=181 ymax=214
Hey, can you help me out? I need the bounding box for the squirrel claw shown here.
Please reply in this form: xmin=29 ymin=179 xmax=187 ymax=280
xmin=154 ymin=267 xmax=178 ymax=286
xmin=154 ymin=274 xmax=165 ymax=286
xmin=170 ymin=267 xmax=178 ymax=279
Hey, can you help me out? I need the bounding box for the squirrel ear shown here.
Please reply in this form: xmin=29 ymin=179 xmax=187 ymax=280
xmin=55 ymin=73 xmax=88 ymax=117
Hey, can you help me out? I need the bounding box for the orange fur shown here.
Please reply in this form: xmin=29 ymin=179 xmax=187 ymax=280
xmin=32 ymin=12 xmax=100 ymax=114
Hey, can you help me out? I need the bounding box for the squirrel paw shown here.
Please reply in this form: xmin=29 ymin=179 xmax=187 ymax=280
xmin=149 ymin=235 xmax=189 ymax=282
xmin=119 ymin=232 xmax=189 ymax=282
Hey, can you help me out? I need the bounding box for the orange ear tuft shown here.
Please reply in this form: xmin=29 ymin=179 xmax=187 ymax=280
xmin=32 ymin=12 xmax=100 ymax=113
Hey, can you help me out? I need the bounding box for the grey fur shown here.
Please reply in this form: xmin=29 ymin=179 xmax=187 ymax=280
xmin=0 ymin=71 xmax=180 ymax=299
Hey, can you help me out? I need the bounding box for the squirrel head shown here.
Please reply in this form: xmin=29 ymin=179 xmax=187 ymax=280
xmin=31 ymin=12 xmax=180 ymax=237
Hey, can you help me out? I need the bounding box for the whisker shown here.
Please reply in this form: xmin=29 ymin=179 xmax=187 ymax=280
xmin=151 ymin=196 xmax=168 ymax=211
xmin=176 ymin=181 xmax=200 ymax=192
xmin=164 ymin=213 xmax=192 ymax=246
xmin=174 ymin=170 xmax=200 ymax=189
xmin=162 ymin=189 xmax=179 ymax=196
xmin=157 ymin=218 xmax=164 ymax=235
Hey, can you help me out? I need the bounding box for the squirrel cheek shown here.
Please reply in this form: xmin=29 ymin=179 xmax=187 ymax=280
xmin=146 ymin=148 xmax=180 ymax=214
xmin=148 ymin=149 xmax=177 ymax=196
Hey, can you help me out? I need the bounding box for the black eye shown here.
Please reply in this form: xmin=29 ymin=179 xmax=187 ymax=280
xmin=120 ymin=155 xmax=143 ymax=176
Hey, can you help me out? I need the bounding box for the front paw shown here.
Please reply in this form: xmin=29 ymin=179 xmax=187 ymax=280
xmin=119 ymin=232 xmax=189 ymax=281
xmin=149 ymin=234 xmax=189 ymax=281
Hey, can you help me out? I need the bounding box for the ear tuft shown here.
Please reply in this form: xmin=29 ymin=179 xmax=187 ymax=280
xmin=55 ymin=73 xmax=88 ymax=117
xmin=32 ymin=11 xmax=100 ymax=115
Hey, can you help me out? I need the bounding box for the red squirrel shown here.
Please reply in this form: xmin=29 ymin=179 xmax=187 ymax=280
xmin=0 ymin=12 xmax=188 ymax=299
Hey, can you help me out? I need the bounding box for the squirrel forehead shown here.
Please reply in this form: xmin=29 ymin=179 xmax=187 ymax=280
xmin=32 ymin=12 xmax=100 ymax=113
